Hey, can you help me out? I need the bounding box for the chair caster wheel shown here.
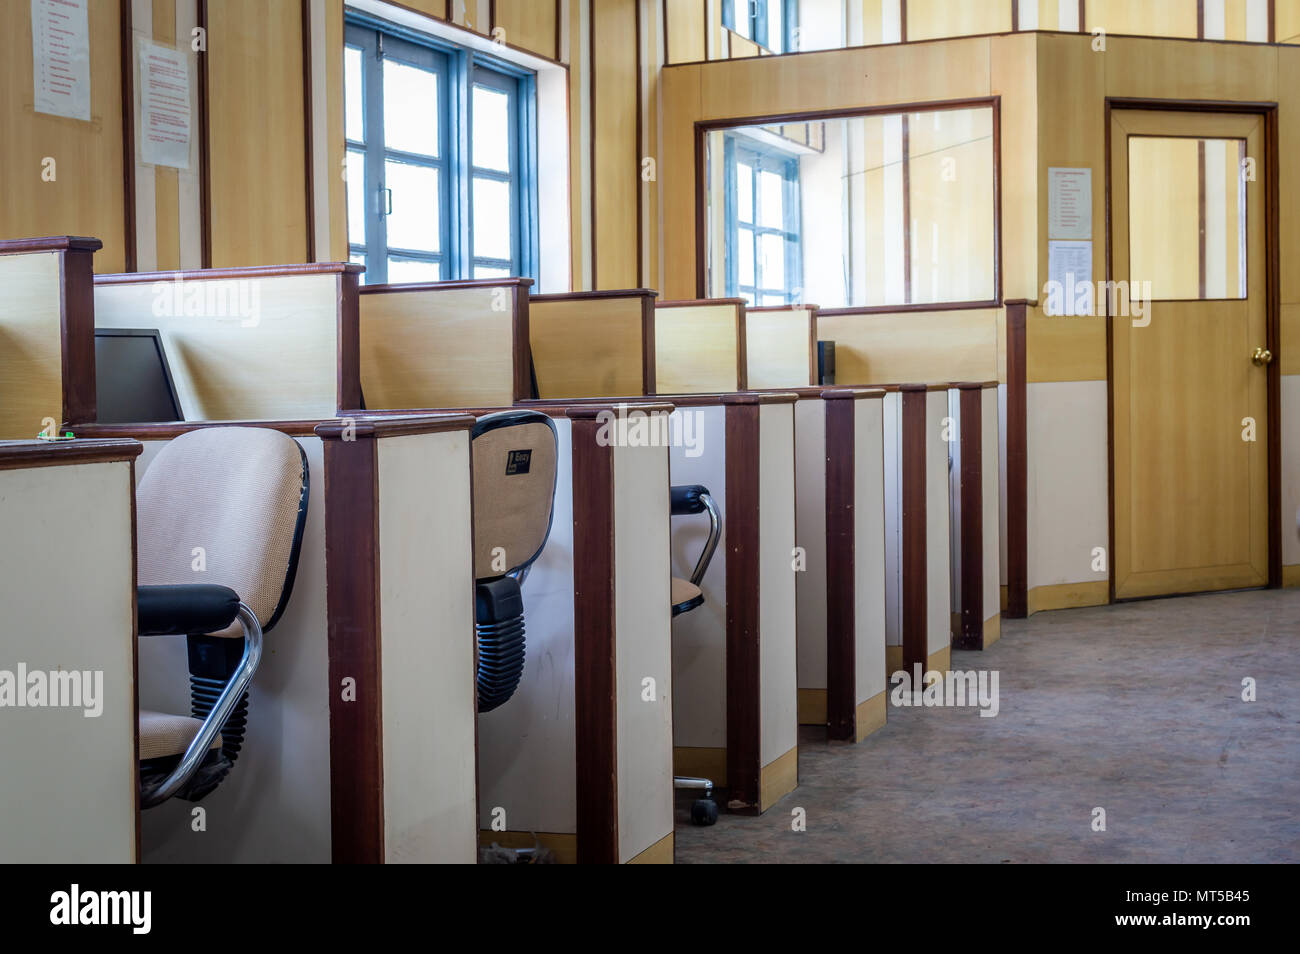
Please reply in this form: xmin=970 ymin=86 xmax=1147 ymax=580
xmin=691 ymin=798 xmax=718 ymax=826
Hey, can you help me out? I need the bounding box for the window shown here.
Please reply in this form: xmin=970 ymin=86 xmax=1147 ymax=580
xmin=724 ymin=137 xmax=802 ymax=305
xmin=723 ymin=0 xmax=792 ymax=53
xmin=345 ymin=18 xmax=537 ymax=284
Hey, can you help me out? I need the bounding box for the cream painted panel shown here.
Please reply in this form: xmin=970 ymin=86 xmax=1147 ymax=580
xmin=998 ymin=383 xmax=1009 ymax=585
xmin=1281 ymin=375 xmax=1300 ymax=566
xmin=669 ymin=405 xmax=728 ymax=748
xmin=948 ymin=390 xmax=964 ymax=617
xmin=140 ymin=435 xmax=331 ymax=862
xmin=816 ymin=310 xmax=1000 ymax=386
xmin=926 ymin=390 xmax=951 ymax=656
xmin=747 ymin=308 xmax=814 ymax=389
xmin=854 ymin=399 xmax=887 ymax=705
xmin=882 ymin=391 xmax=903 ymax=647
xmin=95 ymin=274 xmax=340 ymax=420
xmin=981 ymin=389 xmax=1001 ymax=622
xmin=0 ymin=252 xmax=62 ymax=441
xmin=0 ymin=460 xmax=137 ymax=863
xmin=379 ymin=432 xmax=477 ymax=863
xmin=758 ymin=403 xmax=798 ymax=766
xmin=1026 ymin=381 xmax=1110 ymax=589
xmin=655 ymin=303 xmax=741 ymax=394
xmin=477 ymin=417 xmax=577 ymax=834
xmin=613 ymin=441 xmax=674 ymax=864
xmin=794 ymin=399 xmax=828 ymax=690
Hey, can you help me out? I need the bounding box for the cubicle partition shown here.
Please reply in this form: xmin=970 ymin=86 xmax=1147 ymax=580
xmin=0 ymin=437 xmax=142 ymax=862
xmin=654 ymin=298 xmax=747 ymax=393
xmin=745 ymin=304 xmax=819 ymax=390
xmin=530 ymin=289 xmax=658 ymax=398
xmin=0 ymin=236 xmax=101 ymax=440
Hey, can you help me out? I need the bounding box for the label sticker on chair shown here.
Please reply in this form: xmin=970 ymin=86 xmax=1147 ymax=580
xmin=506 ymin=449 xmax=532 ymax=475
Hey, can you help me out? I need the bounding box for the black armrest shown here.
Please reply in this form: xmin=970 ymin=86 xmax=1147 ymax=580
xmin=670 ymin=484 xmax=712 ymax=516
xmin=137 ymin=584 xmax=241 ymax=637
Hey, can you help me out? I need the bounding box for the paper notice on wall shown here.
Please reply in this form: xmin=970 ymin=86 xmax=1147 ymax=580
xmin=1047 ymin=240 xmax=1093 ymax=316
xmin=1048 ymin=167 xmax=1091 ymax=240
xmin=31 ymin=0 xmax=91 ymax=121
xmin=138 ymin=41 xmax=192 ymax=169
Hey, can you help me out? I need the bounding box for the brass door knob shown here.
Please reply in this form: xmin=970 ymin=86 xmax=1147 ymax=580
xmin=1252 ymin=347 xmax=1273 ymax=366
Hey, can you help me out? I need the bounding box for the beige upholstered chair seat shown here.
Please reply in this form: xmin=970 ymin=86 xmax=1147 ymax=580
xmin=671 ymin=577 xmax=702 ymax=606
xmin=139 ymin=709 xmax=223 ymax=760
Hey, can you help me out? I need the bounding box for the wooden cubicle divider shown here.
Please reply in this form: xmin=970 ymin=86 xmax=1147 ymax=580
xmin=0 ymin=437 xmax=142 ymax=863
xmin=530 ymin=289 xmax=657 ymax=398
xmin=654 ymin=298 xmax=747 ymax=393
xmin=357 ymin=279 xmax=533 ymax=410
xmin=93 ymin=262 xmax=363 ymax=421
xmin=0 ymin=236 xmax=101 ymax=439
xmin=951 ymin=382 xmax=1003 ymax=650
xmin=316 ymin=413 xmax=480 ymax=864
xmin=746 ymin=304 xmax=819 ymax=389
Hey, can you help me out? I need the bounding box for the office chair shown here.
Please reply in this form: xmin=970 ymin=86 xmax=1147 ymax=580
xmin=134 ymin=427 xmax=309 ymax=808
xmin=669 ymin=483 xmax=723 ymax=825
xmin=470 ymin=410 xmax=559 ymax=713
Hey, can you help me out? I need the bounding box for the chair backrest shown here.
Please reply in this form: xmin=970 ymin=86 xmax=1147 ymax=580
xmin=136 ymin=427 xmax=309 ymax=635
xmin=470 ymin=410 xmax=558 ymax=580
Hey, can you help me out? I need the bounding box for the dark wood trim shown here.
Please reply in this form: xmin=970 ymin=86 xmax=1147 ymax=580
xmin=1269 ymin=0 xmax=1276 ymax=43
xmin=656 ymin=297 xmax=748 ymax=307
xmin=660 ymin=0 xmax=669 ymax=64
xmin=1106 ymin=97 xmax=1280 ymax=114
xmin=0 ymin=236 xmax=103 ymax=254
xmin=1265 ymin=105 xmax=1281 ymax=587
xmin=567 ymin=411 xmax=619 ymax=863
xmin=0 ymin=438 xmax=142 ymax=471
xmin=901 ymin=113 xmax=911 ymax=303
xmin=694 ymin=119 xmax=707 ymax=296
xmin=694 ymin=95 xmax=1002 ymax=137
xmin=60 ymin=245 xmax=99 ymax=426
xmin=641 ymin=291 xmax=657 ymax=394
xmin=1198 ymin=139 xmax=1207 ymax=298
xmin=319 ymin=433 xmax=384 ymax=863
xmin=302 ymin=0 xmax=316 ymax=263
xmin=358 ymin=276 xmax=533 ymax=294
xmin=817 ymin=299 xmax=1001 ymax=316
xmin=1105 ymin=101 xmax=1116 ymax=606
xmin=72 ymin=420 xmax=327 ymax=439
xmin=1011 ymin=0 xmax=1018 ymax=32
xmin=954 ymin=384 xmax=985 ymax=649
xmin=489 ymin=0 xmax=496 ymax=34
xmin=721 ymin=391 xmax=799 ymax=405
xmin=809 ymin=305 xmax=819 ymax=384
xmin=315 ymin=413 xmax=475 ymax=439
xmin=120 ymin=0 xmax=137 ymax=272
xmin=635 ymin=0 xmax=644 ymax=288
xmin=824 ymin=395 xmax=856 ymax=740
xmin=1078 ymin=0 xmax=1086 ymax=32
xmin=96 ymin=261 xmax=364 ymax=284
xmin=724 ymin=401 xmax=761 ymax=811
xmin=513 ymin=285 xmax=533 ymax=402
xmin=900 ymin=385 xmax=928 ymax=671
xmin=1004 ymin=300 xmax=1028 ymax=617
xmin=337 ymin=269 xmax=363 ymax=414
xmin=1197 ymin=0 xmax=1205 ymax=39
xmin=900 ymin=0 xmax=908 ymax=42
xmin=197 ymin=0 xmax=211 ymax=269
xmin=821 ymin=387 xmax=886 ymax=400
xmin=556 ymin=0 xmax=563 ymax=61
xmin=529 ymin=287 xmax=654 ymax=302
xmin=736 ymin=299 xmax=749 ymax=390
xmin=588 ymin=0 xmax=598 ymax=288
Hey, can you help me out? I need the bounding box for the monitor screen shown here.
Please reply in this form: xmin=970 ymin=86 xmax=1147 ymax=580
xmin=94 ymin=329 xmax=183 ymax=424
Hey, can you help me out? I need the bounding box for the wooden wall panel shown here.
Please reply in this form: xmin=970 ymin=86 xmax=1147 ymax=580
xmin=817 ymin=309 xmax=1001 ymax=385
xmin=655 ymin=301 xmax=742 ymax=393
xmin=206 ymin=0 xmax=309 ymax=267
xmin=0 ymin=0 xmax=127 ymax=272
xmin=907 ymin=0 xmax=1011 ymax=41
xmin=0 ymin=252 xmax=63 ymax=440
xmin=1281 ymin=0 xmax=1300 ymax=42
xmin=494 ymin=0 xmax=559 ymax=59
xmin=665 ymin=0 xmax=705 ymax=63
xmin=592 ymin=0 xmax=640 ymax=288
xmin=1086 ymin=0 xmax=1199 ymax=38
xmin=531 ymin=294 xmax=647 ymax=397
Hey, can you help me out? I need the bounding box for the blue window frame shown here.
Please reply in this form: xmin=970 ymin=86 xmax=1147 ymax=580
xmin=345 ymin=16 xmax=538 ymax=283
xmin=722 ymin=0 xmax=795 ymax=53
xmin=724 ymin=136 xmax=802 ymax=305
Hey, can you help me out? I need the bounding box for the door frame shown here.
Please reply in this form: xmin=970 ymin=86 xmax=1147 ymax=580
xmin=1103 ymin=97 xmax=1281 ymax=602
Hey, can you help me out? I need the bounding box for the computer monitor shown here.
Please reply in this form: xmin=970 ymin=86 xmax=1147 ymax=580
xmin=94 ymin=328 xmax=184 ymax=424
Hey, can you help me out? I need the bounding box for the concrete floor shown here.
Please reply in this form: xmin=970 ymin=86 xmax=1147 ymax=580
xmin=674 ymin=588 xmax=1300 ymax=863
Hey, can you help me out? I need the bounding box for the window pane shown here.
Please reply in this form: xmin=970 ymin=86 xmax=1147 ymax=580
xmin=738 ymin=226 xmax=755 ymax=286
xmin=383 ymin=60 xmax=439 ymax=157
xmin=763 ymin=293 xmax=786 ymax=306
xmin=387 ymin=258 xmax=441 ymax=283
xmin=472 ymin=84 xmax=510 ymax=173
xmin=345 ymin=46 xmax=364 ymax=142
xmin=346 ymin=149 xmax=366 ymax=247
xmin=1128 ymin=136 xmax=1246 ymax=300
xmin=349 ymin=250 xmax=367 ymax=284
xmin=473 ymin=176 xmax=512 ymax=261
xmin=474 ymin=264 xmax=511 ymax=279
xmin=737 ymin=162 xmax=753 ymax=222
xmin=384 ymin=159 xmax=440 ymax=252
xmin=759 ymin=232 xmax=785 ymax=289
xmin=758 ymin=170 xmax=784 ymax=228
xmin=731 ymin=0 xmax=750 ymax=37
xmin=767 ymin=0 xmax=783 ymax=52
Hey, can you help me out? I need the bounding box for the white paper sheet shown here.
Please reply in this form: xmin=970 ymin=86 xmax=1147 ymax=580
xmin=31 ymin=0 xmax=91 ymax=121
xmin=1048 ymin=167 xmax=1092 ymax=240
xmin=138 ymin=41 xmax=192 ymax=169
xmin=1047 ymin=240 xmax=1093 ymax=317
